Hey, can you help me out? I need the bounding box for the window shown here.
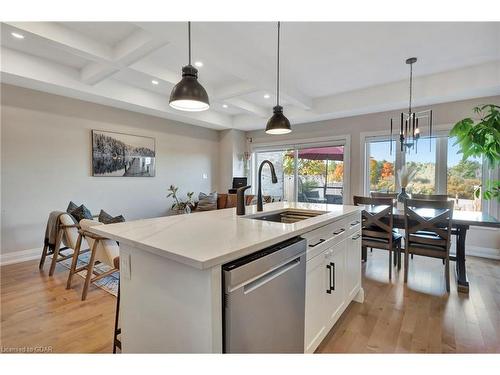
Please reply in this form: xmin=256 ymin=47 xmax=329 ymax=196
xmin=406 ymin=138 xmax=437 ymax=195
xmin=366 ymin=139 xmax=396 ymax=193
xmin=364 ymin=132 xmax=489 ymax=214
xmin=447 ymin=137 xmax=482 ymax=212
xmin=253 ymin=142 xmax=348 ymax=204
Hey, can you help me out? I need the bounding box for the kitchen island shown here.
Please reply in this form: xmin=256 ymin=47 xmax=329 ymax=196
xmin=90 ymin=202 xmax=363 ymax=353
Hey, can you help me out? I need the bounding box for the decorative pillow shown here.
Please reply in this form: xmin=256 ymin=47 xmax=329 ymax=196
xmin=66 ymin=201 xmax=78 ymax=214
xmin=70 ymin=204 xmax=93 ymax=222
xmin=197 ymin=192 xmax=218 ymax=211
xmin=98 ymin=209 xmax=126 ymax=224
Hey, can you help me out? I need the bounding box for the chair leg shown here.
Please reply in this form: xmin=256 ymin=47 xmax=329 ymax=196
xmin=397 ymin=244 xmax=402 ymax=270
xmin=39 ymin=242 xmax=49 ymax=270
xmin=66 ymin=234 xmax=83 ymax=290
xmin=113 ymin=279 xmax=121 ymax=354
xmin=411 ymin=253 xmax=414 ymax=259
xmin=389 ymin=247 xmax=392 ymax=280
xmin=361 ymin=246 xmax=367 ymax=262
xmin=49 ymin=228 xmax=63 ymax=276
xmin=393 ymin=247 xmax=397 ymax=266
xmin=404 ymin=247 xmax=409 ymax=283
xmin=82 ymin=241 xmax=99 ymax=301
xmin=445 ymin=257 xmax=450 ymax=293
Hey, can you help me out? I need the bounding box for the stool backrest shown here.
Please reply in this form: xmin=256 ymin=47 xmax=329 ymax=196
xmin=411 ymin=193 xmax=450 ymax=201
xmin=79 ymin=219 xmax=119 ymax=268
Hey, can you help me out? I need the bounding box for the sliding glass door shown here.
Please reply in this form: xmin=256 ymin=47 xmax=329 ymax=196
xmin=253 ymin=143 xmax=347 ymax=204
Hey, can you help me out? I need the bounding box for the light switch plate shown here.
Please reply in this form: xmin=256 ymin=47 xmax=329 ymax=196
xmin=121 ymin=253 xmax=131 ymax=280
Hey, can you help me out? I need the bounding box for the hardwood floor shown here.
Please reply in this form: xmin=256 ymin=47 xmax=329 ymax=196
xmin=1 ymin=261 xmax=115 ymax=353
xmin=1 ymin=250 xmax=499 ymax=353
xmin=317 ymin=249 xmax=500 ymax=353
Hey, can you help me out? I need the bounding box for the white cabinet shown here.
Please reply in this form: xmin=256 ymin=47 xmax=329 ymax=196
xmin=304 ymin=248 xmax=329 ymax=353
xmin=326 ymin=241 xmax=346 ymax=325
xmin=304 ymin=212 xmax=362 ymax=353
xmin=345 ymin=232 xmax=362 ymax=301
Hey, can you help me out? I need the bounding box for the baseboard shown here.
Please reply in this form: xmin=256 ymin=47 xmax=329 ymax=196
xmin=465 ymin=246 xmax=500 ymax=260
xmin=0 ymin=248 xmax=41 ymax=266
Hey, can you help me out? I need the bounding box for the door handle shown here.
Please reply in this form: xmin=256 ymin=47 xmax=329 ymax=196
xmin=330 ymin=262 xmax=335 ymax=291
xmin=309 ymin=238 xmax=326 ymax=248
xmin=333 ymin=228 xmax=345 ymax=235
xmin=326 ymin=264 xmax=332 ymax=294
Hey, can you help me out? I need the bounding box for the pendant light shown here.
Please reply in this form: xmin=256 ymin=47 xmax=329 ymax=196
xmin=265 ymin=22 xmax=291 ymax=135
xmin=169 ymin=22 xmax=210 ymax=112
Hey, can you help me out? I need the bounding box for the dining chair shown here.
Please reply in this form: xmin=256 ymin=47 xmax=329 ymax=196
xmin=371 ymin=192 xmax=398 ymax=200
xmin=43 ymin=213 xmax=90 ymax=276
xmin=411 ymin=193 xmax=450 ymax=201
xmin=403 ymin=199 xmax=454 ymax=292
xmin=353 ymin=196 xmax=403 ymax=279
xmin=67 ymin=219 xmax=119 ymax=301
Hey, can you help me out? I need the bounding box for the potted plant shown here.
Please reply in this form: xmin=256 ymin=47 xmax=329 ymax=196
xmin=450 ymin=104 xmax=500 ymax=201
xmin=167 ymin=185 xmax=197 ymax=214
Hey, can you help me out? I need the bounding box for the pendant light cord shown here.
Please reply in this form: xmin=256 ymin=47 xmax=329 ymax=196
xmin=188 ymin=21 xmax=192 ymax=65
xmin=408 ymin=61 xmax=413 ymax=115
xmin=277 ymin=21 xmax=280 ymax=107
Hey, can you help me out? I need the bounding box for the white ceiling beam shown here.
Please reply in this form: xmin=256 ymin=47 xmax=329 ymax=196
xmin=212 ymin=82 xmax=259 ymax=100
xmin=1 ymin=47 xmax=233 ymax=130
xmin=4 ymin=22 xmax=112 ymax=62
xmin=224 ymin=98 xmax=268 ymax=118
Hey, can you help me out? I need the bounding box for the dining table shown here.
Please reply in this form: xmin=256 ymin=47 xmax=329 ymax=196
xmin=361 ymin=205 xmax=500 ymax=294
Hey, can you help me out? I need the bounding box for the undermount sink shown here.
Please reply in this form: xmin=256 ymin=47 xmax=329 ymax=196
xmin=245 ymin=209 xmax=327 ymax=224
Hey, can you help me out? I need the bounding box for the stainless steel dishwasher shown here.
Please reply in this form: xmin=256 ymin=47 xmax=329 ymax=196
xmin=222 ymin=237 xmax=307 ymax=353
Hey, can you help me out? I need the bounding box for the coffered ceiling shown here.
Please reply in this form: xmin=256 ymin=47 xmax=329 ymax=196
xmin=1 ymin=22 xmax=499 ymax=131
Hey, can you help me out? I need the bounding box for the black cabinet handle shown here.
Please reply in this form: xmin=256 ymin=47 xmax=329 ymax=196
xmin=333 ymin=228 xmax=345 ymax=235
xmin=351 ymin=234 xmax=361 ymax=240
xmin=309 ymin=238 xmax=326 ymax=248
xmin=326 ymin=264 xmax=332 ymax=294
xmin=350 ymin=220 xmax=360 ymax=226
xmin=330 ymin=262 xmax=335 ymax=291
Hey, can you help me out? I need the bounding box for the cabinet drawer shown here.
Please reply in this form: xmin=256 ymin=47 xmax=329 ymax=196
xmin=303 ymin=217 xmax=353 ymax=261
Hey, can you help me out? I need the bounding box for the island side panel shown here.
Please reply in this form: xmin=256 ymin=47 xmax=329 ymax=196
xmin=119 ymin=244 xmax=223 ymax=353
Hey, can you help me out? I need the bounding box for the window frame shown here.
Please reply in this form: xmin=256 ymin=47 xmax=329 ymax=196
xmin=251 ymin=135 xmax=351 ymax=203
xmin=361 ymin=125 xmax=494 ymax=216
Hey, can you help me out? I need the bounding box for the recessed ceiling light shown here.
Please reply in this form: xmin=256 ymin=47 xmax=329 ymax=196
xmin=151 ymin=80 xmax=159 ymax=85
xmin=263 ymin=94 xmax=270 ymax=99
xmin=194 ymin=61 xmax=203 ymax=68
xmin=222 ymin=104 xmax=228 ymax=108
xmin=11 ymin=32 xmax=24 ymax=39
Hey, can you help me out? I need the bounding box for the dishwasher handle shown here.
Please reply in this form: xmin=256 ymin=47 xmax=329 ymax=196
xmin=243 ymin=257 xmax=302 ymax=294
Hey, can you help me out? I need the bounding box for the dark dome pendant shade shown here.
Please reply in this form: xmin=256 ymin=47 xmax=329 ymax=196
xmin=265 ymin=21 xmax=291 ymax=135
xmin=169 ymin=22 xmax=210 ymax=112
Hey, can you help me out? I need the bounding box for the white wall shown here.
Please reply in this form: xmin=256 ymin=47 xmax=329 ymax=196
xmin=1 ymin=84 xmax=220 ymax=255
xmin=247 ymin=96 xmax=500 ymax=254
xmin=218 ymin=129 xmax=248 ymax=190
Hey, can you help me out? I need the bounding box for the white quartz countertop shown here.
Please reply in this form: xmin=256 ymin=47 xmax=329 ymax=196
xmin=89 ymin=202 xmax=360 ymax=270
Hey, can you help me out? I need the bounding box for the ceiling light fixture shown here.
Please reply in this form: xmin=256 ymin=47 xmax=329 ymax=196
xmin=389 ymin=57 xmax=433 ymax=154
xmin=11 ymin=32 xmax=24 ymax=39
xmin=169 ymin=22 xmax=209 ymax=112
xmin=222 ymin=104 xmax=228 ymax=108
xmin=151 ymin=80 xmax=159 ymax=85
xmin=263 ymin=94 xmax=270 ymax=99
xmin=194 ymin=61 xmax=203 ymax=68
xmin=265 ymin=22 xmax=291 ymax=135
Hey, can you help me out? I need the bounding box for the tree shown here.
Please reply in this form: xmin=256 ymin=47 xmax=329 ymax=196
xmin=381 ymin=161 xmax=394 ymax=178
xmin=332 ymin=163 xmax=343 ymax=182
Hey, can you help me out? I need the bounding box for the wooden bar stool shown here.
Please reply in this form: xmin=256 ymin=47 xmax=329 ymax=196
xmin=40 ymin=213 xmax=90 ymax=276
xmin=67 ymin=219 xmax=120 ymax=301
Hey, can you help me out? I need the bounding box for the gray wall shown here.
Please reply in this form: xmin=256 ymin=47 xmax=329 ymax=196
xmin=1 ymin=84 xmax=220 ymax=254
xmin=248 ymin=96 xmax=500 ymax=252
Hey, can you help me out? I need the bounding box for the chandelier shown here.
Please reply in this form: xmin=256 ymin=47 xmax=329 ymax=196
xmin=390 ymin=57 xmax=433 ymax=154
